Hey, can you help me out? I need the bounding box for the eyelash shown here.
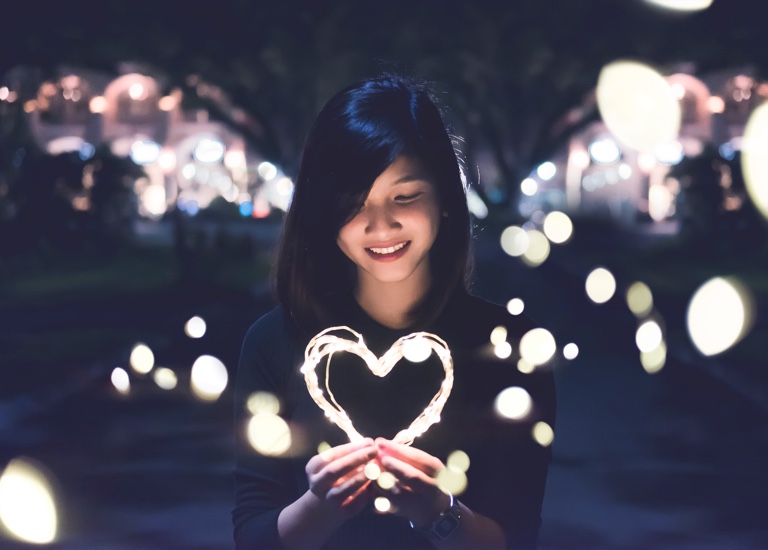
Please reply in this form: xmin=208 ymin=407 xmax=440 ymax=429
xmin=395 ymin=193 xmax=421 ymax=202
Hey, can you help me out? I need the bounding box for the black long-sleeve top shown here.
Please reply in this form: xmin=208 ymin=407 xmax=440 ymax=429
xmin=233 ymin=291 xmax=556 ymax=549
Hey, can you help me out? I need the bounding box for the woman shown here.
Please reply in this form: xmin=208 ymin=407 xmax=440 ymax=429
xmin=233 ymin=76 xmax=556 ymax=549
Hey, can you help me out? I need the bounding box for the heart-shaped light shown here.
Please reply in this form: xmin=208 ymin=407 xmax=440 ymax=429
xmin=301 ymin=326 xmax=454 ymax=446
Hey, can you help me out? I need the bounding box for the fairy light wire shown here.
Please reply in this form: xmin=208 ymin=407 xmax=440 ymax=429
xmin=301 ymin=326 xmax=454 ymax=446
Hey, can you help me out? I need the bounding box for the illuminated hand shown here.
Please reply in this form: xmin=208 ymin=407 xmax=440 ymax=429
xmin=374 ymin=438 xmax=451 ymax=528
xmin=305 ymin=439 xmax=377 ymax=519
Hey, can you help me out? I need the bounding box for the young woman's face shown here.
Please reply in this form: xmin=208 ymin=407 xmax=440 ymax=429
xmin=336 ymin=155 xmax=441 ymax=291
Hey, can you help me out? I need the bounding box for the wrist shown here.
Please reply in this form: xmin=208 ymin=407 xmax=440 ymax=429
xmin=409 ymin=492 xmax=462 ymax=540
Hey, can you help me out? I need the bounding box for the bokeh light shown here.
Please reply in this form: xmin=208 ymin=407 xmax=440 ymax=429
xmin=500 ymin=226 xmax=529 ymax=257
xmin=506 ymin=298 xmax=525 ymax=315
xmin=111 ymin=367 xmax=130 ymax=394
xmin=190 ymin=355 xmax=229 ymax=401
xmin=641 ymin=341 xmax=667 ymax=373
xmin=490 ymin=325 xmax=508 ymax=346
xmin=521 ymin=178 xmax=538 ymax=196
xmin=521 ymin=230 xmax=550 ymax=267
xmin=686 ymin=277 xmax=755 ymax=356
xmin=184 ymin=316 xmax=207 ymax=338
xmin=494 ymin=387 xmax=532 ymax=420
xmin=0 ymin=458 xmax=58 ymax=544
xmin=317 ymin=441 xmax=332 ymax=455
xmin=542 ymin=211 xmax=574 ymax=244
xmin=563 ymin=343 xmax=579 ymax=360
xmin=626 ymin=281 xmax=654 ymax=317
xmin=247 ymin=392 xmax=281 ymax=415
xmin=494 ymin=342 xmax=513 ymax=359
xmin=447 ymin=450 xmax=470 ymax=473
xmin=532 ymin=422 xmax=555 ymax=447
xmin=436 ymin=466 xmax=468 ymax=496
xmin=374 ymin=497 xmax=392 ymax=513
xmin=519 ymin=328 xmax=557 ymax=366
xmin=635 ymin=320 xmax=663 ymax=353
xmin=377 ymin=471 xmax=397 ymax=490
xmin=537 ymin=162 xmax=557 ymax=181
xmin=364 ymin=462 xmax=381 ymax=481
xmin=586 ymin=267 xmax=617 ymax=304
xmin=153 ymin=367 xmax=178 ymax=390
xmin=644 ymin=0 xmax=713 ymax=11
xmin=741 ymin=102 xmax=768 ymax=221
xmin=258 ymin=161 xmax=278 ymax=180
xmin=517 ymin=359 xmax=535 ymax=374
xmin=596 ymin=60 xmax=681 ymax=152
xmin=402 ymin=337 xmax=432 ymax=363
xmin=247 ymin=413 xmax=292 ymax=456
xmin=129 ymin=343 xmax=154 ymax=375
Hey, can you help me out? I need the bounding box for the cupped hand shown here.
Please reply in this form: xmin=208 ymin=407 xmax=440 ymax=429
xmin=374 ymin=438 xmax=451 ymax=528
xmin=305 ymin=438 xmax=378 ymax=519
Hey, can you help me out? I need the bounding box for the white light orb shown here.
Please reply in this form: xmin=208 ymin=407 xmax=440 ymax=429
xmin=644 ymin=0 xmax=713 ymax=11
xmin=247 ymin=413 xmax=291 ymax=456
xmin=686 ymin=277 xmax=754 ymax=356
xmin=597 ymin=60 xmax=681 ymax=152
xmin=532 ymin=421 xmax=555 ymax=447
xmin=374 ymin=497 xmax=392 ymax=513
xmin=111 ymin=367 xmax=130 ymax=394
xmin=402 ymin=337 xmax=432 ymax=363
xmin=542 ymin=211 xmax=574 ymax=244
xmin=193 ymin=138 xmax=226 ymax=164
xmin=741 ymin=102 xmax=768 ymax=221
xmin=130 ymin=140 xmax=161 ymax=166
xmin=490 ymin=325 xmax=508 ymax=346
xmin=364 ymin=462 xmax=381 ymax=481
xmin=190 ymin=355 xmax=229 ymax=401
xmin=521 ymin=229 xmax=550 ymax=267
xmin=517 ymin=359 xmax=535 ymax=374
xmin=436 ymin=466 xmax=468 ymax=496
xmin=129 ymin=343 xmax=154 ymax=375
xmin=641 ymin=341 xmax=667 ymax=374
xmin=588 ymin=137 xmax=622 ymax=164
xmin=494 ymin=342 xmax=513 ymax=359
xmin=506 ymin=298 xmax=525 ymax=315
xmin=585 ymin=267 xmax=616 ymax=304
xmin=636 ymin=320 xmax=663 ymax=353
xmin=377 ymin=472 xmax=397 ymax=490
xmin=494 ymin=386 xmax=532 ymax=420
xmin=447 ymin=450 xmax=470 ymax=473
xmin=536 ymin=162 xmax=557 ymax=181
xmin=184 ymin=316 xmax=207 ymax=338
xmin=153 ymin=367 xmax=178 ymax=390
xmin=626 ymin=281 xmax=654 ymax=317
xmin=257 ymin=161 xmax=278 ymax=180
xmin=247 ymin=392 xmax=281 ymax=415
xmin=521 ymin=178 xmax=538 ymax=196
xmin=520 ymin=328 xmax=557 ymax=366
xmin=563 ymin=343 xmax=579 ymax=360
xmin=0 ymin=458 xmax=58 ymax=544
xmin=500 ymin=226 xmax=529 ymax=257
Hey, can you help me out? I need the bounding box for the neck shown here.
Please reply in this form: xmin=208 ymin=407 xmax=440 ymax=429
xmin=354 ymin=273 xmax=431 ymax=330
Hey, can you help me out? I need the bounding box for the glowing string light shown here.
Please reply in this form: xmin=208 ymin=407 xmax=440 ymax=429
xmin=301 ymin=327 xmax=453 ymax=446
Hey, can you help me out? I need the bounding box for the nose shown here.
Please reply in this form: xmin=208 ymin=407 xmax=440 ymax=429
xmin=363 ymin=203 xmax=401 ymax=235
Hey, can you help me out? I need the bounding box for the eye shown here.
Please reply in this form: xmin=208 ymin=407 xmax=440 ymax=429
xmin=395 ymin=192 xmax=422 ymax=202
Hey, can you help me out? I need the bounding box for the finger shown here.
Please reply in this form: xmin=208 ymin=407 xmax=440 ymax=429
xmin=376 ymin=439 xmax=443 ymax=477
xmin=312 ymin=446 xmax=377 ymax=491
xmin=327 ymin=472 xmax=371 ymax=504
xmin=306 ymin=439 xmax=374 ymax=475
xmin=379 ymin=454 xmax=435 ymax=492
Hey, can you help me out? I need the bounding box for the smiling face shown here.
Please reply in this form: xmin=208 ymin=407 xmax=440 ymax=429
xmin=336 ymin=155 xmax=442 ymax=297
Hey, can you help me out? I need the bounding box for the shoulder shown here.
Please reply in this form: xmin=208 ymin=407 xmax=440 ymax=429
xmin=242 ymin=306 xmax=290 ymax=348
xmin=440 ymin=292 xmax=537 ymax=343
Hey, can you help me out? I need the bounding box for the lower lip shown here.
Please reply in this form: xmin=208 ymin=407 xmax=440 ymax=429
xmin=366 ymin=242 xmax=410 ymax=262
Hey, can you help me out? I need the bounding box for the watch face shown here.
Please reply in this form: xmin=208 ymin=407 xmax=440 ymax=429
xmin=433 ymin=514 xmax=460 ymax=539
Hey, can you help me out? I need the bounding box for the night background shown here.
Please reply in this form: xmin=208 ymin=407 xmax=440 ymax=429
xmin=1 ymin=0 xmax=767 ymax=547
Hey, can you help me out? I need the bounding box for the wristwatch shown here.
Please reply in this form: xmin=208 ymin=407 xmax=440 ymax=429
xmin=409 ymin=493 xmax=462 ymax=540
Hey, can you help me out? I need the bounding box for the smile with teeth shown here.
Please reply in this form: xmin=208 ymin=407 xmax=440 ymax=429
xmin=367 ymin=241 xmax=409 ymax=254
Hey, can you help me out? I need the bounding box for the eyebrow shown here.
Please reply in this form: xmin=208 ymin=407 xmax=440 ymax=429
xmin=392 ymin=174 xmax=431 ymax=185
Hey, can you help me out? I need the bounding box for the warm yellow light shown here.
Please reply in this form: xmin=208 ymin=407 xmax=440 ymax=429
xmin=23 ymin=100 xmax=37 ymax=113
xmin=402 ymin=337 xmax=432 ymax=363
xmin=89 ymin=96 xmax=108 ymax=114
xmin=247 ymin=413 xmax=292 ymax=456
xmin=190 ymin=355 xmax=229 ymax=401
xmin=626 ymin=281 xmax=654 ymax=317
xmin=377 ymin=472 xmax=397 ymax=490
xmin=741 ymin=102 xmax=768 ymax=221
xmin=0 ymin=458 xmax=58 ymax=544
xmin=636 ymin=320 xmax=663 ymax=353
xmin=317 ymin=441 xmax=331 ymax=455
xmin=542 ymin=211 xmax=574 ymax=244
xmin=130 ymin=343 xmax=154 ymax=375
xmin=597 ymin=60 xmax=681 ymax=152
xmin=436 ymin=466 xmax=468 ymax=496
xmin=517 ymin=358 xmax=535 ymax=374
xmin=586 ymin=267 xmax=616 ymax=304
xmin=641 ymin=341 xmax=667 ymax=373
xmin=500 ymin=226 xmax=529 ymax=257
xmin=506 ymin=298 xmax=525 ymax=315
xmin=494 ymin=387 xmax=532 ymax=420
xmin=521 ymin=229 xmax=550 ymax=267
xmin=687 ymin=277 xmax=754 ymax=356
xmin=532 ymin=422 xmax=554 ymax=447
xmin=153 ymin=367 xmax=178 ymax=390
xmin=158 ymin=95 xmax=177 ymax=111
xmin=519 ymin=328 xmax=556 ymax=366
xmin=248 ymin=392 xmax=281 ymax=415
xmin=447 ymin=450 xmax=470 ymax=473
xmin=128 ymin=82 xmax=146 ymax=100
xmin=111 ymin=367 xmax=130 ymax=394
xmin=494 ymin=342 xmax=513 ymax=359
xmin=184 ymin=316 xmax=207 ymax=338
xmin=158 ymin=149 xmax=177 ymax=172
xmin=707 ymin=96 xmax=725 ymax=114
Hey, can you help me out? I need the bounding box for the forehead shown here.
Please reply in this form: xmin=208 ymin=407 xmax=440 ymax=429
xmin=371 ymin=155 xmax=432 ymax=189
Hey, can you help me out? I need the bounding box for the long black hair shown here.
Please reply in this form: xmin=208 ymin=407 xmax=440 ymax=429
xmin=274 ymin=76 xmax=472 ymax=334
